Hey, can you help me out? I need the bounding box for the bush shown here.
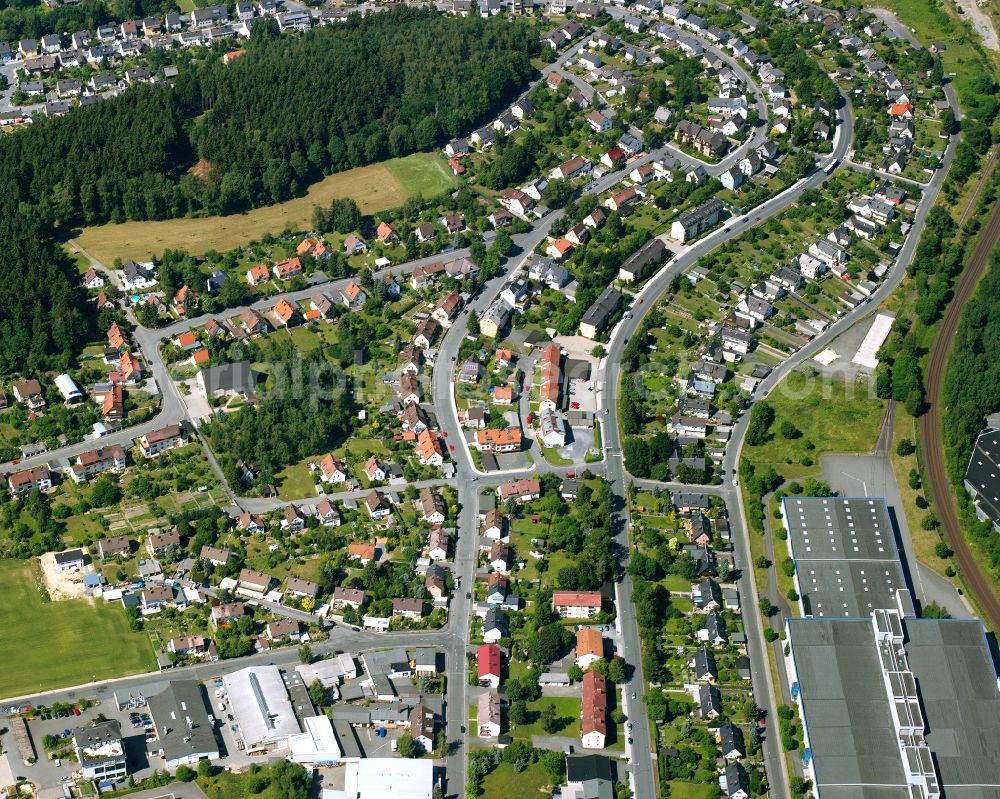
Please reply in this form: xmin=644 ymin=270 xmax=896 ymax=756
xmin=779 ymin=420 xmax=802 ymax=439
xmin=922 ymin=513 xmax=939 ymax=531
xmin=780 ymin=558 xmax=795 ymax=577
xmin=175 ymin=766 xmax=195 ymax=782
xmin=934 ymin=541 xmax=952 ymax=558
xmin=896 ymin=438 xmax=916 ymax=457
xmin=764 ymin=628 xmax=779 ymax=642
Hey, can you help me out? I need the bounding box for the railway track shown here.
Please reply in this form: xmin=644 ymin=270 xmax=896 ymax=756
xmin=919 ymin=145 xmax=1000 ymax=629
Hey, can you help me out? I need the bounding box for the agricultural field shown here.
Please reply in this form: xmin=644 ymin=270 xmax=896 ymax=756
xmin=74 ymin=153 xmax=456 ymax=264
xmin=0 ymin=560 xmax=154 ymax=698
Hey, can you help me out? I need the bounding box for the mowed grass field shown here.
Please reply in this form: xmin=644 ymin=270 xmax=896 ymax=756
xmin=74 ymin=152 xmax=456 ymax=264
xmin=0 ymin=560 xmax=154 ymax=699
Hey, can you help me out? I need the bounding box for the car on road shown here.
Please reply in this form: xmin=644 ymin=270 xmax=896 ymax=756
xmin=631 ymin=692 xmax=636 ymax=700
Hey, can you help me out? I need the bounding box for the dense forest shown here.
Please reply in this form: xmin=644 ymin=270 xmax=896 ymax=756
xmin=202 ymin=345 xmax=357 ymax=489
xmin=0 ymin=9 xmax=538 ymax=225
xmin=0 ymin=0 xmax=174 ymax=42
xmin=0 ymin=9 xmax=537 ymax=374
xmin=942 ymin=249 xmax=1000 ymax=480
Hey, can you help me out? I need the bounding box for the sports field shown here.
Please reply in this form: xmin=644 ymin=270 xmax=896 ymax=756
xmin=0 ymin=560 xmax=154 ymax=699
xmin=74 ymin=152 xmax=456 ymax=264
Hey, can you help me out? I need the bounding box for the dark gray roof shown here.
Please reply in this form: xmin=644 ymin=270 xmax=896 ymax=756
xmin=725 ymin=762 xmax=749 ymax=796
xmin=698 ymin=683 xmax=721 ymax=716
xmin=199 ymin=361 xmax=258 ymax=395
xmin=484 ymin=606 xmax=508 ymax=634
xmin=581 ymin=285 xmax=623 ymax=331
xmin=566 ymin=753 xmax=614 ymax=782
xmin=693 ymin=647 xmax=716 ymax=678
xmin=720 ymin=722 xmax=745 ymax=756
xmin=788 ymin=616 xmax=1000 ymax=798
xmin=675 ymin=491 xmax=710 ymax=509
xmin=782 ymin=497 xmax=909 ymax=617
xmin=146 ymin=681 xmax=218 ymax=763
xmin=54 ymin=549 xmax=85 ymax=564
xmin=965 ymin=428 xmax=1000 ymax=528
xmin=706 ymin=611 xmax=726 ymax=642
xmin=696 ymin=578 xmax=722 ymax=608
xmin=620 ymin=238 xmax=669 ymax=280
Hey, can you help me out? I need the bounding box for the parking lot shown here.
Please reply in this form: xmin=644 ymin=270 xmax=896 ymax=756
xmin=0 ymin=677 xmax=247 ymax=797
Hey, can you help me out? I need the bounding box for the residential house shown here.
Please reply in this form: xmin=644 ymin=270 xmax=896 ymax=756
xmin=332 ymin=587 xmax=366 ymax=611
xmin=392 ymin=598 xmax=424 ymax=621
xmin=576 ymin=628 xmax=604 ymax=669
xmin=477 ymin=644 xmax=502 ymax=688
xmin=146 ymin=529 xmax=180 ymax=557
xmin=138 ymin=424 xmax=187 ymax=457
xmin=483 ymin=607 xmax=508 ymax=643
xmin=237 ymin=569 xmax=272 ymax=598
xmin=365 ymin=490 xmax=391 ymax=520
xmin=477 ymin=690 xmax=502 ymax=738
xmin=552 ymin=591 xmax=602 ymax=618
xmin=266 ymin=620 xmax=301 ymax=642
xmin=273 ymin=257 xmax=303 ymax=281
xmin=581 ymin=671 xmax=608 ymax=749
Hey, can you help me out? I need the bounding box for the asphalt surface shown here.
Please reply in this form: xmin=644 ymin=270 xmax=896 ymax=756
xmin=0 ymin=14 xmax=968 ymax=799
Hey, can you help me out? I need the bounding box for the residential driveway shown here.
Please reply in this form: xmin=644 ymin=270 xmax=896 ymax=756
xmin=180 ymin=379 xmax=212 ymax=424
xmin=552 ymin=425 xmax=595 ymax=463
xmin=530 ymin=734 xmax=578 ymax=752
xmin=821 ymin=453 xmax=973 ymax=618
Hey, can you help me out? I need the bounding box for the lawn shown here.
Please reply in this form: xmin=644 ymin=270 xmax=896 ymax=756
xmin=741 ymin=368 xmax=885 ymax=482
xmin=510 ymin=696 xmax=582 ymax=740
xmin=384 ymin=153 xmax=456 ymax=197
xmin=0 ymin=560 xmax=154 ymax=699
xmin=664 ymin=780 xmax=722 ymax=799
xmin=74 ymin=153 xmax=456 ymax=264
xmin=198 ymin=767 xmax=289 ymax=799
xmin=480 ymin=762 xmax=555 ymax=799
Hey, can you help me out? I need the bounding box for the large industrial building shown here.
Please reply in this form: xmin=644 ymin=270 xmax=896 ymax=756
xmin=146 ymin=680 xmax=220 ymax=768
xmin=781 ymin=496 xmax=913 ymax=618
xmin=322 ymin=758 xmax=436 ymax=799
xmin=785 ymin=609 xmax=1000 ymax=799
xmin=223 ymin=664 xmax=303 ymax=754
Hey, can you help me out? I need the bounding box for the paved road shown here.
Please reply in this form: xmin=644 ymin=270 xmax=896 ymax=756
xmin=593 ymin=71 xmax=959 ymax=797
xmin=820 ymin=453 xmax=973 ymax=620
xmin=1 ymin=19 xmax=964 ymax=799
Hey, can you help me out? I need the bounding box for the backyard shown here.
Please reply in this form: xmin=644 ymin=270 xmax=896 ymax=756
xmin=0 ymin=560 xmax=154 ymax=698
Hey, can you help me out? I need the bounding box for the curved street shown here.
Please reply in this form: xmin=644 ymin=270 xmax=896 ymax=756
xmin=0 ymin=14 xmax=968 ymax=799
